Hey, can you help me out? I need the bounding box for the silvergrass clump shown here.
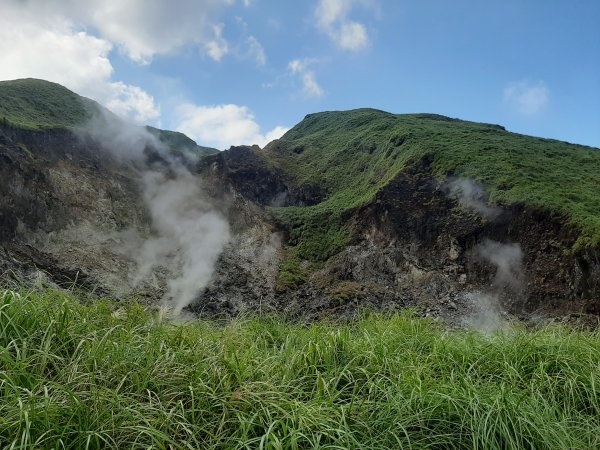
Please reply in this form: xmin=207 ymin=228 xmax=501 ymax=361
xmin=1 ymin=286 xmax=599 ymax=449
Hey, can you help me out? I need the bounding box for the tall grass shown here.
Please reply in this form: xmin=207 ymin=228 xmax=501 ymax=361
xmin=1 ymin=286 xmax=599 ymax=449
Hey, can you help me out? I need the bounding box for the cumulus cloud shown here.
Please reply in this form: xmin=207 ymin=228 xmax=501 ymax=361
xmin=301 ymin=72 xmax=325 ymax=98
xmin=315 ymin=0 xmax=373 ymax=51
xmin=104 ymin=83 xmax=161 ymax=124
xmin=176 ymin=103 xmax=289 ymax=149
xmin=288 ymin=59 xmax=325 ymax=98
xmin=9 ymin=0 xmax=237 ymax=64
xmin=503 ymin=80 xmax=550 ymax=115
xmin=204 ymin=24 xmax=229 ymax=62
xmin=0 ymin=1 xmax=161 ymax=123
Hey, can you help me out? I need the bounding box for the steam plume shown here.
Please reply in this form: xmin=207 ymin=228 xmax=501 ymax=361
xmin=79 ymin=107 xmax=161 ymax=162
xmin=81 ymin=108 xmax=230 ymax=314
xmin=135 ymin=168 xmax=229 ymax=314
xmin=463 ymin=239 xmax=524 ymax=332
xmin=477 ymin=239 xmax=523 ymax=293
xmin=442 ymin=177 xmax=500 ymax=219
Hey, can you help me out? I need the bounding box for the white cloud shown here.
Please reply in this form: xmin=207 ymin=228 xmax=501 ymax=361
xmin=204 ymin=24 xmax=229 ymax=62
xmin=503 ymin=80 xmax=550 ymax=115
xmin=246 ymin=36 xmax=267 ymax=66
xmin=288 ymin=59 xmax=307 ymax=74
xmin=301 ymin=73 xmax=325 ymax=98
xmin=337 ymin=21 xmax=368 ymax=51
xmin=176 ymin=103 xmax=289 ymax=149
xmin=9 ymin=0 xmax=238 ymax=64
xmin=105 ymin=83 xmax=161 ymax=124
xmin=233 ymin=17 xmax=267 ymax=66
xmin=315 ymin=0 xmax=372 ymax=51
xmin=0 ymin=5 xmax=160 ymax=123
xmin=287 ymin=59 xmax=325 ymax=99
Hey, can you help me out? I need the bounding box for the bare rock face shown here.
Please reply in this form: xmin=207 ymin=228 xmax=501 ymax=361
xmin=0 ymin=124 xmax=146 ymax=294
xmin=0 ymin=126 xmax=285 ymax=313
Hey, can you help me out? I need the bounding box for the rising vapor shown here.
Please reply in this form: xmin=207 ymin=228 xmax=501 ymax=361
xmin=442 ymin=177 xmax=500 ymax=220
xmin=462 ymin=239 xmax=524 ymax=332
xmin=81 ymin=108 xmax=230 ymax=314
xmin=136 ymin=168 xmax=229 ymax=314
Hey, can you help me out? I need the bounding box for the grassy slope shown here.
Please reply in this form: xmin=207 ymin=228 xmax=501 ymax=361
xmin=0 ymin=78 xmax=218 ymax=157
xmin=1 ymin=286 xmax=599 ymax=449
xmin=0 ymin=78 xmax=97 ymax=129
xmin=264 ymin=109 xmax=600 ymax=260
xmin=146 ymin=126 xmax=219 ymax=157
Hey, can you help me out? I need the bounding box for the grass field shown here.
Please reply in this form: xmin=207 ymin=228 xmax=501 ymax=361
xmin=1 ymin=286 xmax=599 ymax=449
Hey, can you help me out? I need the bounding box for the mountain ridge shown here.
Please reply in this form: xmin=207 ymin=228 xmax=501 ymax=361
xmin=0 ymin=78 xmax=219 ymax=157
xmin=261 ymin=108 xmax=600 ymax=261
xmin=1 ymin=78 xmax=599 ymax=321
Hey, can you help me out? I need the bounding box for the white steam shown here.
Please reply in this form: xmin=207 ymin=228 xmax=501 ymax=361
xmin=79 ymin=107 xmax=160 ymax=162
xmin=134 ymin=168 xmax=229 ymax=314
xmin=442 ymin=177 xmax=500 ymax=219
xmin=81 ymin=109 xmax=230 ymax=314
xmin=477 ymin=240 xmax=523 ymax=292
xmin=462 ymin=292 xmax=507 ymax=333
xmin=463 ymin=239 xmax=524 ymax=333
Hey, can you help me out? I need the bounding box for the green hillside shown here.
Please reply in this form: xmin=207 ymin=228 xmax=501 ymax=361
xmin=0 ymin=78 xmax=218 ymax=157
xmin=146 ymin=126 xmax=219 ymax=158
xmin=0 ymin=78 xmax=98 ymax=129
xmin=264 ymin=109 xmax=600 ymax=260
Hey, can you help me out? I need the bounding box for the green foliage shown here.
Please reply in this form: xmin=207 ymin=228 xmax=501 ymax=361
xmin=0 ymin=79 xmax=218 ymax=159
xmin=145 ymin=126 xmax=220 ymax=158
xmin=274 ymin=207 xmax=352 ymax=260
xmin=276 ymin=252 xmax=308 ymax=292
xmin=275 ymin=250 xmax=325 ymax=292
xmin=1 ymin=286 xmax=600 ymax=449
xmin=327 ymin=281 xmax=368 ymax=304
xmin=0 ymin=78 xmax=98 ymax=130
xmin=264 ymin=109 xmax=600 ymax=260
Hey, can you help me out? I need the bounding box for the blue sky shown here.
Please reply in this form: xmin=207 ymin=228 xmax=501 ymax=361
xmin=1 ymin=1 xmax=599 ymax=148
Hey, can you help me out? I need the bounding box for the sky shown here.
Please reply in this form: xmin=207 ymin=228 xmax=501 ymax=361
xmin=0 ymin=0 xmax=598 ymax=149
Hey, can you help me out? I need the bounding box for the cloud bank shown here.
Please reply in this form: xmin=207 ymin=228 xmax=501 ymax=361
xmin=0 ymin=1 xmax=163 ymax=123
xmin=9 ymin=0 xmax=240 ymax=64
xmin=0 ymin=0 xmax=281 ymax=143
xmin=176 ymin=103 xmax=289 ymax=149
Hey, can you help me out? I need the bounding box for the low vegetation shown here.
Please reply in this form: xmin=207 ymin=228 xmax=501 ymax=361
xmin=0 ymin=78 xmax=97 ymax=130
xmin=1 ymin=286 xmax=599 ymax=449
xmin=0 ymin=78 xmax=218 ymax=159
xmin=146 ymin=126 xmax=220 ymax=158
xmin=265 ymin=110 xmax=600 ymax=259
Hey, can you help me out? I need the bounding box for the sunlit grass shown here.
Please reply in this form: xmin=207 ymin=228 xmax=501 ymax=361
xmin=0 ymin=78 xmax=96 ymax=130
xmin=1 ymin=286 xmax=599 ymax=449
xmin=266 ymin=109 xmax=600 ymax=260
